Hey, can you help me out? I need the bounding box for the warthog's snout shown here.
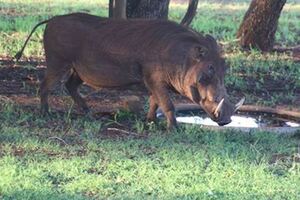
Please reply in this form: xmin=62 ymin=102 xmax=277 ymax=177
xmin=212 ymin=97 xmax=245 ymax=126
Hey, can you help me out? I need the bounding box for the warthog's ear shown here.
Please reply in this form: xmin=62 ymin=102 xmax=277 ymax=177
xmin=205 ymin=34 xmax=216 ymax=42
xmin=190 ymin=85 xmax=200 ymax=103
xmin=205 ymin=34 xmax=218 ymax=46
xmin=205 ymin=34 xmax=220 ymax=52
xmin=192 ymin=46 xmax=208 ymax=62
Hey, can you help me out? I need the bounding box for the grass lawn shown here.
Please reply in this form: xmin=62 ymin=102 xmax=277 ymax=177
xmin=0 ymin=0 xmax=300 ymax=199
xmin=1 ymin=101 xmax=300 ymax=199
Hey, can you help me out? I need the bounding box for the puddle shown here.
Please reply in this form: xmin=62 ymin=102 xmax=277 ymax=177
xmin=157 ymin=109 xmax=300 ymax=128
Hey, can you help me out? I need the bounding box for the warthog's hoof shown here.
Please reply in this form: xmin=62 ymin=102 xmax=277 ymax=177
xmin=40 ymin=108 xmax=50 ymax=117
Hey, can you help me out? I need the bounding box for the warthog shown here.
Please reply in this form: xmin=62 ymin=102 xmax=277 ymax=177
xmin=16 ymin=13 xmax=244 ymax=129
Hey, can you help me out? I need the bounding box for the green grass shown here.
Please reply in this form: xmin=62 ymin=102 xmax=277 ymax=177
xmin=0 ymin=100 xmax=300 ymax=199
xmin=0 ymin=0 xmax=299 ymax=57
xmin=0 ymin=0 xmax=300 ymax=199
xmin=0 ymin=0 xmax=299 ymax=105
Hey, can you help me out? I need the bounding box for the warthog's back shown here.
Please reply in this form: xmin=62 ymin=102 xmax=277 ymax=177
xmin=44 ymin=13 xmax=106 ymax=62
xmin=43 ymin=13 xmax=207 ymax=88
xmin=44 ymin=13 xmax=205 ymax=64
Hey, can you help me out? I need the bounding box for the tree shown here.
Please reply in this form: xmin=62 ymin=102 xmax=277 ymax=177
xmin=237 ymin=0 xmax=286 ymax=52
xmin=126 ymin=0 xmax=170 ymax=20
xmin=109 ymin=0 xmax=199 ymax=26
xmin=109 ymin=0 xmax=127 ymax=19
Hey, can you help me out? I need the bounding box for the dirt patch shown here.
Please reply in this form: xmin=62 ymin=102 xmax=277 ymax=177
xmin=0 ymin=59 xmax=192 ymax=116
xmin=269 ymin=153 xmax=300 ymax=165
xmin=0 ymin=58 xmax=299 ymax=120
xmin=0 ymin=61 xmax=149 ymax=114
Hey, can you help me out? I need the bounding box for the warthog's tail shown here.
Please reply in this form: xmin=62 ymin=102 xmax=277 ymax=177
xmin=14 ymin=19 xmax=50 ymax=62
xmin=180 ymin=0 xmax=199 ymax=26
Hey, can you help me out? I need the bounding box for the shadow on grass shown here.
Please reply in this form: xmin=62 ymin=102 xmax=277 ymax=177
xmin=0 ymin=102 xmax=298 ymax=167
xmin=0 ymin=100 xmax=300 ymax=199
xmin=2 ymin=189 xmax=89 ymax=200
xmin=3 ymin=189 xmax=278 ymax=200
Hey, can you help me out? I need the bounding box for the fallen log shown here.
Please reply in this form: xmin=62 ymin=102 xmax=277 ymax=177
xmin=169 ymin=103 xmax=300 ymax=122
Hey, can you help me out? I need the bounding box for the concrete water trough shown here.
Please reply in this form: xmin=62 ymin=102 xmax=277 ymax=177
xmin=157 ymin=104 xmax=300 ymax=135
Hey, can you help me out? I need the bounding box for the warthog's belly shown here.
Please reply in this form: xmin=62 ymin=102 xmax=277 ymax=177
xmin=73 ymin=61 xmax=143 ymax=88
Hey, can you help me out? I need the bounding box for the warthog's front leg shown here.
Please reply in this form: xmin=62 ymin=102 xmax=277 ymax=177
xmin=150 ymin=86 xmax=177 ymax=129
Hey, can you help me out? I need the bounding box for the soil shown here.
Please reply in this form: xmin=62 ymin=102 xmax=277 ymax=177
xmin=0 ymin=58 xmax=190 ymax=117
xmin=0 ymin=57 xmax=299 ymax=124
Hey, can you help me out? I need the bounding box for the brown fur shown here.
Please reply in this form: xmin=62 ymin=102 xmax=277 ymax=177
xmin=17 ymin=13 xmax=235 ymax=129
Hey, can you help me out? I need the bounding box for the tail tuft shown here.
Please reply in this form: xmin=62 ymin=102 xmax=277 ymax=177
xmin=13 ymin=19 xmax=49 ymax=63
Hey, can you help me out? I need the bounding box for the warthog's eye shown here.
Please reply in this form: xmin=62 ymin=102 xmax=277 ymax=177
xmin=193 ymin=46 xmax=208 ymax=61
xmin=198 ymin=65 xmax=215 ymax=85
xmin=198 ymin=73 xmax=210 ymax=85
xmin=207 ymin=64 xmax=215 ymax=79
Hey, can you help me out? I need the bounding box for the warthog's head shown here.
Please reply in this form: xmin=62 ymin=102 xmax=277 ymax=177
xmin=183 ymin=35 xmax=244 ymax=126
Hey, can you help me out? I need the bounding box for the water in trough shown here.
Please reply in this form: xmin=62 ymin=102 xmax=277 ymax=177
xmin=157 ymin=109 xmax=300 ymax=128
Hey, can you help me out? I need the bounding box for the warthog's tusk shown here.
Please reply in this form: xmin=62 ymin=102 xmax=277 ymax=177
xmin=214 ymin=98 xmax=224 ymax=117
xmin=235 ymin=97 xmax=245 ymax=111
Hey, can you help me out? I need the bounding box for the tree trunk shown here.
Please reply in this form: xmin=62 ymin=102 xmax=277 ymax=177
xmin=109 ymin=0 xmax=113 ymax=18
xmin=109 ymin=0 xmax=199 ymax=27
xmin=109 ymin=0 xmax=127 ymax=19
xmin=126 ymin=0 xmax=170 ymax=19
xmin=237 ymin=0 xmax=286 ymax=52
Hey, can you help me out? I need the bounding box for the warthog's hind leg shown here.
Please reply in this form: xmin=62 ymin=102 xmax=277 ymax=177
xmin=40 ymin=60 xmax=69 ymax=115
xmin=65 ymin=70 xmax=89 ymax=113
xmin=146 ymin=94 xmax=158 ymax=123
